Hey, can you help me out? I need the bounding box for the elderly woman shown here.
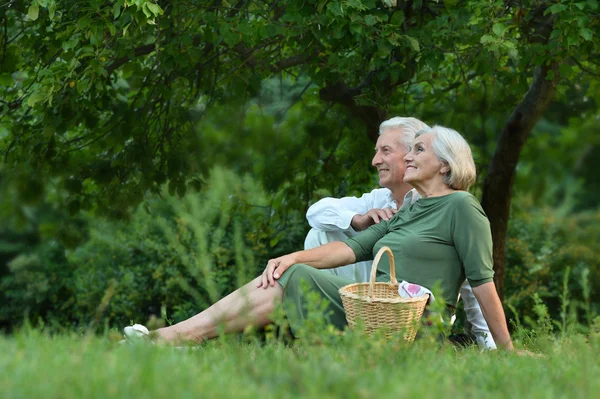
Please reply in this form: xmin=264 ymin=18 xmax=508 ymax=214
xmin=126 ymin=126 xmax=516 ymax=351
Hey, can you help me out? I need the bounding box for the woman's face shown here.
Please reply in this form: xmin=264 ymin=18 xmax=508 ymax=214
xmin=403 ymin=133 xmax=448 ymax=186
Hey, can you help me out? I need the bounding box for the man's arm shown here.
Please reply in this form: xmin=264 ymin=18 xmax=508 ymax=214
xmin=306 ymin=188 xmax=394 ymax=232
xmin=459 ymin=281 xmax=497 ymax=349
xmin=472 ymin=282 xmax=514 ymax=350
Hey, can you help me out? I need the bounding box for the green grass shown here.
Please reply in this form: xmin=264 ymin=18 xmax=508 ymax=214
xmin=1 ymin=329 xmax=599 ymax=399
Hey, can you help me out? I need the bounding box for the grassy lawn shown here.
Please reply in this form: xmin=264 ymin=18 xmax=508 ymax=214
xmin=1 ymin=329 xmax=599 ymax=399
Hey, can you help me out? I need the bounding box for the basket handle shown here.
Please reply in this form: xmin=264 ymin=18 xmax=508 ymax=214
xmin=368 ymin=246 xmax=397 ymax=299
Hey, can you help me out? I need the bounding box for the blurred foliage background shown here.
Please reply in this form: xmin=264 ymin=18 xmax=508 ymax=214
xmin=1 ymin=0 xmax=599 ymax=333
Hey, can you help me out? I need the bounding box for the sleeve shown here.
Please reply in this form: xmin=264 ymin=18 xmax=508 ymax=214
xmin=343 ymin=219 xmax=389 ymax=262
xmin=305 ymin=189 xmax=389 ymax=232
xmin=451 ymin=194 xmax=495 ymax=287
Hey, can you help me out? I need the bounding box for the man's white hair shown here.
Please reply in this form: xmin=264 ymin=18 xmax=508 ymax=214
xmin=378 ymin=117 xmax=430 ymax=149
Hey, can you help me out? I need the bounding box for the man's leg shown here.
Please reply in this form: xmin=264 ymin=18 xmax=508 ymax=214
xmin=304 ymin=228 xmax=372 ymax=282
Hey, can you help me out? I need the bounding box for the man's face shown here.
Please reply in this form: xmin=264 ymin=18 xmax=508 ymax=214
xmin=371 ymin=129 xmax=408 ymax=190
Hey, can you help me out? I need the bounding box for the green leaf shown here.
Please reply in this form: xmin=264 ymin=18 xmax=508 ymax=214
xmin=142 ymin=3 xmax=152 ymax=19
xmin=387 ymin=33 xmax=400 ymax=46
xmin=27 ymin=92 xmax=45 ymax=107
xmin=123 ymin=22 xmax=132 ymax=36
xmin=492 ymin=23 xmax=507 ymax=37
xmin=350 ymin=23 xmax=363 ymax=36
xmin=364 ymin=15 xmax=377 ymax=26
xmin=28 ymin=4 xmax=40 ymax=21
xmin=113 ymin=2 xmax=121 ymax=19
xmin=146 ymin=2 xmax=164 ymax=16
xmin=62 ymin=35 xmax=80 ymax=51
xmin=48 ymin=0 xmax=56 ymax=20
xmin=567 ymin=34 xmax=579 ymax=46
xmin=391 ymin=11 xmax=404 ymax=26
xmin=0 ymin=73 xmax=14 ymax=87
xmin=580 ymin=27 xmax=593 ymax=41
xmin=108 ymin=23 xmax=117 ymax=36
xmin=317 ymin=0 xmax=327 ymax=13
xmin=77 ymin=16 xmax=92 ymax=30
xmin=480 ymin=34 xmax=496 ymax=44
xmin=559 ymin=63 xmax=572 ymax=77
xmin=326 ymin=2 xmax=344 ymax=17
xmin=405 ymin=36 xmax=420 ymax=52
xmin=545 ymin=4 xmax=568 ymax=15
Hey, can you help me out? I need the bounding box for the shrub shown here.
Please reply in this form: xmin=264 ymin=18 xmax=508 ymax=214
xmin=0 ymin=240 xmax=75 ymax=329
xmin=0 ymin=168 xmax=307 ymax=330
xmin=505 ymin=207 xmax=600 ymax=326
xmin=68 ymin=167 xmax=306 ymax=327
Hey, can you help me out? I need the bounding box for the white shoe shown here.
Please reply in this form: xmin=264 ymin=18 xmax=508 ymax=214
xmin=123 ymin=323 xmax=150 ymax=340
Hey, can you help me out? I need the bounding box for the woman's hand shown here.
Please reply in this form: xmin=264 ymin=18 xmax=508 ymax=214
xmin=257 ymin=253 xmax=297 ymax=289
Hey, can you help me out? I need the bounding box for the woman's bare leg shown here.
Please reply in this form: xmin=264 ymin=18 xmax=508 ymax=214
xmin=154 ymin=276 xmax=283 ymax=344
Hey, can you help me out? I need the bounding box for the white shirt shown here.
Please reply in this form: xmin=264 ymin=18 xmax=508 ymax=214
xmin=306 ymin=188 xmax=419 ymax=235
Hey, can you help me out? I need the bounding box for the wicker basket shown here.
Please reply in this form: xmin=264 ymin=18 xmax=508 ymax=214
xmin=339 ymin=246 xmax=429 ymax=341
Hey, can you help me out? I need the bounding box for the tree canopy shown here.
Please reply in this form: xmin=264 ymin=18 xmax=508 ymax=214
xmin=1 ymin=0 xmax=600 ymax=296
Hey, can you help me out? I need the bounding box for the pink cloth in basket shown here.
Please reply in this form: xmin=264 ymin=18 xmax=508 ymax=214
xmin=398 ymin=281 xmax=435 ymax=303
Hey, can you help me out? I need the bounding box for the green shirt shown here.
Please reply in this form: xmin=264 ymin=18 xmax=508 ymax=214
xmin=344 ymin=191 xmax=494 ymax=306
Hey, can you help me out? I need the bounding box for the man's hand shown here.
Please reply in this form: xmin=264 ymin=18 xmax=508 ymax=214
xmin=257 ymin=253 xmax=297 ymax=289
xmin=351 ymin=208 xmax=397 ymax=231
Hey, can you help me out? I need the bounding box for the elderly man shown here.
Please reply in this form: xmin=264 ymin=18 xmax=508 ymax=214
xmin=304 ymin=116 xmax=496 ymax=349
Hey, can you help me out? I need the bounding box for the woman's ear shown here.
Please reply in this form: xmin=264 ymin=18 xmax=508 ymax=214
xmin=440 ymin=162 xmax=450 ymax=174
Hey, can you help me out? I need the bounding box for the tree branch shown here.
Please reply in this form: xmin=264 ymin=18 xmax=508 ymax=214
xmin=571 ymin=57 xmax=600 ymax=77
xmin=232 ymin=42 xmax=317 ymax=72
xmin=106 ymin=44 xmax=156 ymax=75
xmin=439 ymin=72 xmax=478 ymax=93
xmin=319 ymin=80 xmax=386 ymax=143
xmin=273 ymin=53 xmax=314 ymax=72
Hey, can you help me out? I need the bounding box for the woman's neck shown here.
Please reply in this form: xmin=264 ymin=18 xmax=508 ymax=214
xmin=413 ymin=182 xmax=454 ymax=199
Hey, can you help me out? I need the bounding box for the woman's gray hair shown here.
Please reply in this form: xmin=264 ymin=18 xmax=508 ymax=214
xmin=379 ymin=117 xmax=430 ymax=149
xmin=415 ymin=126 xmax=476 ymax=191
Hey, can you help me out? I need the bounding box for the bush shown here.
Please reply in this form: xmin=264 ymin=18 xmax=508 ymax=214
xmin=68 ymin=167 xmax=306 ymax=327
xmin=0 ymin=168 xmax=307 ymax=330
xmin=505 ymin=207 xmax=600 ymax=327
xmin=0 ymin=240 xmax=75 ymax=329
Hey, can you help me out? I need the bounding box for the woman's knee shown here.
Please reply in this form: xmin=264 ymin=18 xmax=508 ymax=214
xmin=284 ymin=264 xmax=315 ymax=282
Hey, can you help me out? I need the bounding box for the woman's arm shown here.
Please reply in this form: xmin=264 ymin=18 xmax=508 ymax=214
xmin=258 ymin=241 xmax=356 ymax=288
xmin=472 ymin=282 xmax=514 ymax=350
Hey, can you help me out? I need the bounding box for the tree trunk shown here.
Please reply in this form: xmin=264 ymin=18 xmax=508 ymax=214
xmin=481 ymin=62 xmax=560 ymax=300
